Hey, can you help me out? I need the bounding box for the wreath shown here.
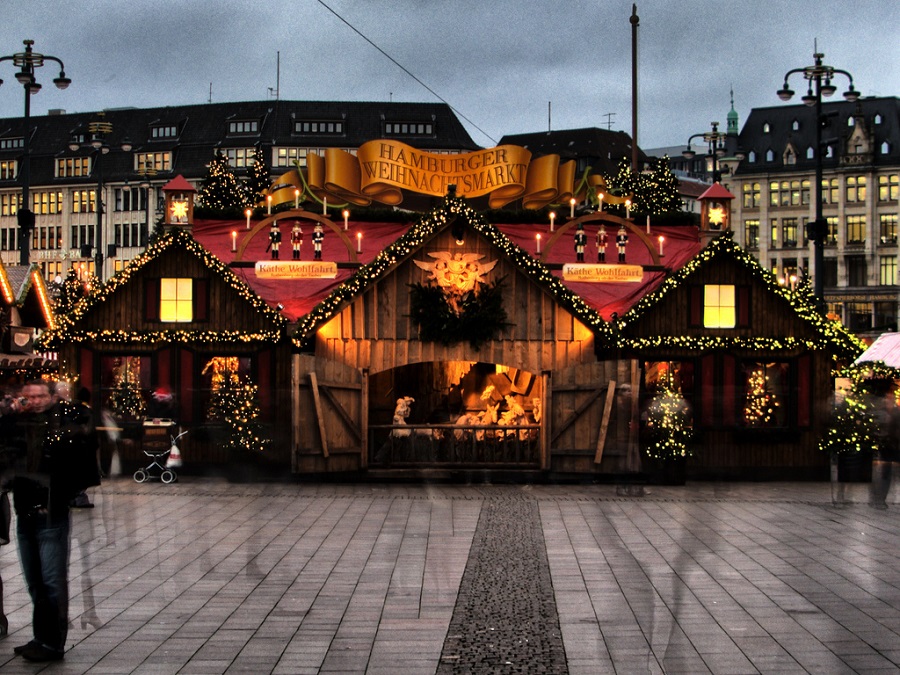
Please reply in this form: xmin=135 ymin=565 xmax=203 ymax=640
xmin=409 ymin=276 xmax=508 ymax=349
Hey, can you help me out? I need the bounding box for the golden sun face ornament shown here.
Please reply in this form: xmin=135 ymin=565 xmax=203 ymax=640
xmin=414 ymin=252 xmax=498 ymax=313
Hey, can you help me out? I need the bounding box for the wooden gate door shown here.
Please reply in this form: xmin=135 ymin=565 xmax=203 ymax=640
xmin=292 ymin=355 xmax=367 ymax=474
xmin=548 ymin=359 xmax=640 ymax=475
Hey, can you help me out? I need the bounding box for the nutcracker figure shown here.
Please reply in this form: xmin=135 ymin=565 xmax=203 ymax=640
xmin=574 ymin=223 xmax=587 ymax=262
xmin=268 ymin=221 xmax=282 ymax=260
xmin=312 ymin=223 xmax=324 ymax=260
xmin=596 ymin=225 xmax=608 ymax=263
xmin=616 ymin=225 xmax=628 ymax=263
xmin=291 ymin=222 xmax=303 ymax=260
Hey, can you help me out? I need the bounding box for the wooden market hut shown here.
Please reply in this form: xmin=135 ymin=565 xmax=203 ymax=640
xmin=41 ymin=228 xmax=291 ymax=470
xmin=615 ymin=234 xmax=864 ymax=480
xmin=0 ymin=261 xmax=58 ymax=382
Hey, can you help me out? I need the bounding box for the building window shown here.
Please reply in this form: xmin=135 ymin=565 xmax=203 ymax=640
xmin=0 ymin=194 xmax=19 ymax=216
xmin=294 ymin=120 xmax=344 ymax=135
xmin=846 ymin=176 xmax=867 ymax=203
xmin=847 ymin=255 xmax=867 ymax=286
xmin=741 ymin=362 xmax=789 ymax=428
xmin=846 ymin=216 xmax=866 ymax=245
xmin=160 ymin=278 xmax=193 ymax=323
xmin=742 ymin=182 xmax=761 ymax=208
xmin=228 ymin=120 xmax=258 ymax=135
xmin=31 ymin=225 xmax=62 ymax=251
xmin=763 ymin=122 xmax=770 ymax=133
xmin=384 ymin=122 xmax=434 ymax=136
xmin=56 ymin=156 xmax=92 ymax=178
xmin=823 ymin=259 xmax=838 ymax=287
xmin=0 ymin=137 xmax=23 ymax=150
xmin=784 ymin=148 xmax=796 ymax=165
xmin=703 ymin=284 xmax=735 ymax=329
xmin=880 ymin=215 xmax=898 ymax=245
xmin=879 ymin=175 xmax=899 ymax=202
xmin=115 ymin=222 xmax=146 ymax=248
xmin=875 ymin=302 xmax=896 ymax=331
xmin=782 ymin=218 xmax=798 ymax=247
xmin=800 ymin=179 xmax=810 ymax=205
xmin=770 ymin=219 xmax=778 ymax=247
xmin=744 ymin=220 xmax=759 ymax=248
xmin=0 ymin=226 xmax=17 ymax=251
xmin=135 ymin=152 xmax=172 ymax=172
xmin=114 ymin=187 xmax=147 ymax=213
xmin=825 ymin=217 xmax=838 ymax=246
xmin=806 ymin=146 xmax=814 ymax=160
xmin=846 ymin=302 xmax=871 ymax=332
xmin=765 ymin=149 xmax=774 ymax=162
xmin=747 ymin=150 xmax=756 ymax=163
xmin=0 ymin=160 xmax=16 ymax=180
xmin=151 ymin=125 xmax=178 ymax=139
xmin=792 ymin=119 xmax=800 ymax=131
xmin=31 ymin=191 xmax=63 ymax=215
xmin=71 ymin=190 xmax=97 ymax=214
xmin=820 ymin=178 xmax=839 ymax=204
xmin=222 ymin=147 xmax=255 ymax=168
xmin=275 ymin=147 xmax=309 ymax=168
xmin=880 ymin=256 xmax=897 ymax=286
xmin=70 ymin=223 xmax=93 ymax=251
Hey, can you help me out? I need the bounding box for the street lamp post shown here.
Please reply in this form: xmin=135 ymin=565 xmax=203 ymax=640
xmin=135 ymin=163 xmax=158 ymax=245
xmin=69 ymin=112 xmax=131 ymax=281
xmin=0 ymin=40 xmax=71 ymax=266
xmin=776 ymin=51 xmax=859 ymax=309
xmin=682 ymin=121 xmax=727 ymax=183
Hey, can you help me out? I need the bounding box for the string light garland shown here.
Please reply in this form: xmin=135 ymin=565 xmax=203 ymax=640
xmin=293 ymin=194 xmax=611 ymax=347
xmin=614 ymin=234 xmax=865 ymax=357
xmin=38 ymin=227 xmax=287 ymax=350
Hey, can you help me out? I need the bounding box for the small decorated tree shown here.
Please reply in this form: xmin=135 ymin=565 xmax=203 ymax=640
xmin=198 ymin=152 xmax=250 ymax=209
xmin=207 ymin=370 xmax=271 ymax=454
xmin=53 ymin=267 xmax=90 ymax=315
xmin=108 ymin=358 xmax=146 ymax=420
xmin=644 ymin=378 xmax=693 ymax=461
xmin=819 ymin=370 xmax=884 ymax=457
xmin=246 ymin=149 xmax=271 ymax=208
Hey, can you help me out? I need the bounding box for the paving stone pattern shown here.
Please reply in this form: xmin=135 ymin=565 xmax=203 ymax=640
xmin=0 ymin=478 xmax=899 ymax=673
xmin=438 ymin=498 xmax=567 ymax=674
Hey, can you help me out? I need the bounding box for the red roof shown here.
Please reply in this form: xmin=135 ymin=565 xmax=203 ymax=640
xmin=698 ymin=182 xmax=735 ymax=201
xmin=162 ymin=175 xmax=196 ymax=192
xmin=192 ymin=217 xmax=703 ymax=323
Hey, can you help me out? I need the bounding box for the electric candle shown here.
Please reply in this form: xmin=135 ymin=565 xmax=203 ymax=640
xmin=597 ymin=193 xmax=604 ymax=211
xmin=245 ymin=208 xmax=251 ymax=229
xmin=536 ymin=233 xmax=541 ymax=254
xmin=569 ymin=197 xmax=576 ymax=218
xmin=231 ymin=230 xmax=237 ymax=252
xmin=323 ymin=196 xmax=327 ymax=215
xmin=294 ymin=189 xmax=300 ymax=209
xmin=266 ymin=195 xmax=272 ymax=215
xmin=549 ymin=211 xmax=556 ymax=232
xmin=343 ymin=209 xmax=349 ymax=230
xmin=625 ymin=199 xmax=631 ymax=219
xmin=646 ymin=215 xmax=651 ymax=234
xmin=356 ymin=231 xmax=362 ymax=253
xmin=658 ymin=235 xmax=665 ymax=257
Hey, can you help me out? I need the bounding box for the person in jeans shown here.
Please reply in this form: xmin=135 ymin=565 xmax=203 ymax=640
xmin=5 ymin=380 xmax=99 ymax=662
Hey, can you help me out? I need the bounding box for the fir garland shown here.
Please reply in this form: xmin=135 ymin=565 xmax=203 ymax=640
xmin=408 ymin=277 xmax=508 ymax=349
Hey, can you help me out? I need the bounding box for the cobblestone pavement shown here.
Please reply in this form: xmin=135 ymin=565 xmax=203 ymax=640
xmin=0 ymin=478 xmax=897 ymax=674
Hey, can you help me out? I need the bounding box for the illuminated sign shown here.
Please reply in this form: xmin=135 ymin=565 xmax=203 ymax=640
xmin=268 ymin=141 xmax=632 ymax=212
xmin=255 ymin=261 xmax=338 ymax=279
xmin=562 ymin=263 xmax=644 ymax=283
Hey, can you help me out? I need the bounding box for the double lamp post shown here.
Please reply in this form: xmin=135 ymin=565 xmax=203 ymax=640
xmin=0 ymin=39 xmax=70 ymax=267
xmin=777 ymin=51 xmax=859 ymax=308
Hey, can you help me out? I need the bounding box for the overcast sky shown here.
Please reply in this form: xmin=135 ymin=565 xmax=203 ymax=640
xmin=0 ymin=0 xmax=897 ymax=151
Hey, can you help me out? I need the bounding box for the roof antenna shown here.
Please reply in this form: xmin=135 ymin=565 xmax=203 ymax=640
xmin=208 ymin=83 xmax=212 ymax=104
xmin=548 ymin=101 xmax=551 ymax=133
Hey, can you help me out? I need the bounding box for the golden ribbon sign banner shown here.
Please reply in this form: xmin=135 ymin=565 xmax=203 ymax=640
xmin=562 ymin=263 xmax=645 ymax=283
xmin=268 ymin=141 xmax=628 ymax=211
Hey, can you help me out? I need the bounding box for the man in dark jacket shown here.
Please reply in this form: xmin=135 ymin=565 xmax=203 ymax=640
xmin=6 ymin=379 xmax=99 ymax=662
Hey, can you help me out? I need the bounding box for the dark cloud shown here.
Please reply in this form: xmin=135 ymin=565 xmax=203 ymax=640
xmin=0 ymin=0 xmax=896 ymax=149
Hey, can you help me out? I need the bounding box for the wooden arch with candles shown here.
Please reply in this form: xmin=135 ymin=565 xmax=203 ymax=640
xmin=233 ymin=209 xmax=360 ymax=263
xmin=540 ymin=211 xmax=665 ymax=267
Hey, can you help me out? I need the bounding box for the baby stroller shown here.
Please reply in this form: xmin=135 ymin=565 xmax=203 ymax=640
xmin=134 ymin=419 xmax=185 ymax=484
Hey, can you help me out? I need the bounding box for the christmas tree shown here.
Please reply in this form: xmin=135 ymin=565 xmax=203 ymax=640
xmin=603 ymin=158 xmax=682 ymax=217
xmin=207 ymin=370 xmax=271 ymax=454
xmin=743 ymin=367 xmax=779 ymax=426
xmin=645 ymin=379 xmax=693 ymax=460
xmin=246 ymin=149 xmax=271 ymax=208
xmin=52 ymin=267 xmax=89 ymax=315
xmin=198 ymin=152 xmax=250 ymax=209
xmin=819 ymin=378 xmax=883 ymax=456
xmin=108 ymin=358 xmax=146 ymax=420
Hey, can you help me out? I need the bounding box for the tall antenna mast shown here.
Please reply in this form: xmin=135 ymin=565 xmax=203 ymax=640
xmin=276 ymin=51 xmax=280 ymax=100
xmin=208 ymin=83 xmax=212 ymax=104
xmin=548 ymin=101 xmax=552 ymax=132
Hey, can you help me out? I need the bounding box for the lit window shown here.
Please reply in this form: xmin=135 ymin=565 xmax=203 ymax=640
xmin=160 ymin=278 xmax=193 ymax=322
xmin=703 ymin=285 xmax=735 ymax=328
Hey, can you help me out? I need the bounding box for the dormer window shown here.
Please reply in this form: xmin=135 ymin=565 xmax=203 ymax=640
xmin=747 ymin=150 xmax=756 ymax=163
xmin=384 ymin=122 xmax=434 ymax=137
xmin=765 ymin=149 xmax=774 ymax=162
xmin=875 ymin=113 xmax=883 ymax=125
xmin=151 ymin=125 xmax=178 ymax=139
xmin=294 ymin=120 xmax=344 ymax=135
xmin=792 ymin=119 xmax=800 ymax=131
xmin=784 ymin=148 xmax=796 ymax=165
xmin=806 ymin=147 xmax=814 ymax=160
xmin=881 ymin=142 xmax=891 ymax=155
xmin=762 ymin=122 xmax=771 ymax=133
xmin=229 ymin=120 xmax=258 ymax=135
xmin=0 ymin=137 xmax=24 ymax=150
